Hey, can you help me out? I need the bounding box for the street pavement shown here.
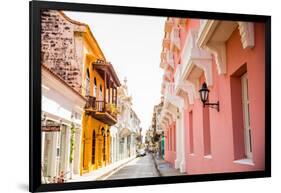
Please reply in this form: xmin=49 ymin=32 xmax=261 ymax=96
xmin=104 ymin=153 xmax=160 ymax=180
xmin=153 ymin=155 xmax=186 ymax=176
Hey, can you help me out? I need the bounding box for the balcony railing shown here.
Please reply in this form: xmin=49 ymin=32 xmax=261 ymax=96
xmin=84 ymin=96 xmax=117 ymax=126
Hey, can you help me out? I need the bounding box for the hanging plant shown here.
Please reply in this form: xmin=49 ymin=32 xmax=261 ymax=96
xmin=69 ymin=123 xmax=75 ymax=163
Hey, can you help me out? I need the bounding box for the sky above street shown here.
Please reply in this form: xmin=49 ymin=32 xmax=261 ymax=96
xmin=64 ymin=11 xmax=166 ymax=134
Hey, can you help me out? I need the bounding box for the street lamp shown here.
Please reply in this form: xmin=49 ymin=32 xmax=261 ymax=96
xmin=199 ymin=82 xmax=219 ymax=112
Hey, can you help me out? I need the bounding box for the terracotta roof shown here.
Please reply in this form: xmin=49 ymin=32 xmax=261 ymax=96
xmin=93 ymin=61 xmax=121 ymax=87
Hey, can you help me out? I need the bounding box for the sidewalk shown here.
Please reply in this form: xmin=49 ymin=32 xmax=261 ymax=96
xmin=152 ymin=154 xmax=186 ymax=177
xmin=68 ymin=156 xmax=137 ymax=183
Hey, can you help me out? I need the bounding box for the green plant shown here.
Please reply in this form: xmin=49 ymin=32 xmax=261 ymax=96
xmin=69 ymin=123 xmax=75 ymax=163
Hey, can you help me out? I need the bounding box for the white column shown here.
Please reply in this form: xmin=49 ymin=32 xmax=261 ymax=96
xmin=115 ymin=135 xmax=118 ymax=161
xmin=49 ymin=132 xmax=58 ymax=179
xmin=124 ymin=137 xmax=127 ymax=159
xmin=41 ymin=132 xmax=45 ymax=166
xmin=130 ymin=135 xmax=133 ymax=157
xmin=113 ymin=137 xmax=116 ymax=163
xmin=174 ymin=114 xmax=182 ymax=169
xmin=179 ymin=108 xmax=186 ymax=173
xmin=65 ymin=126 xmax=71 ymax=179
xmin=116 ymin=135 xmax=119 ymax=162
xmin=73 ymin=128 xmax=82 ymax=175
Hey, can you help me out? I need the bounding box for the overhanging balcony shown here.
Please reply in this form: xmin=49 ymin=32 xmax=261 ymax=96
xmin=170 ymin=27 xmax=180 ymax=51
xmin=162 ymin=82 xmax=184 ymax=114
xmin=197 ymin=19 xmax=255 ymax=75
xmin=84 ymin=96 xmax=117 ymax=126
xmin=180 ymin=29 xmax=212 ymax=88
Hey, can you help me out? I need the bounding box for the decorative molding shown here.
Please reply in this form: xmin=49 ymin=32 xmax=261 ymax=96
xmin=165 ymin=109 xmax=176 ymax=121
xmin=205 ymin=42 xmax=226 ymax=75
xmin=170 ymin=26 xmax=181 ymax=51
xmin=179 ymin=18 xmax=187 ymax=29
xmin=196 ymin=20 xmax=226 ymax=75
xmin=163 ymin=38 xmax=171 ymax=49
xmin=197 ymin=20 xmax=219 ymax=48
xmin=238 ymin=22 xmax=255 ymax=49
xmin=178 ymin=80 xmax=197 ymax=105
xmin=180 ymin=29 xmax=213 ymax=86
xmin=166 ymin=50 xmax=175 ymax=69
xmin=165 ymin=20 xmax=173 ymax=33
xmin=197 ymin=20 xmax=255 ymax=75
xmin=192 ymin=58 xmax=213 ymax=86
xmin=165 ymin=94 xmax=185 ymax=109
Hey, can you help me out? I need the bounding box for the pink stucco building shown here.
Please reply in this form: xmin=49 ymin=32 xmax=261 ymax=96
xmin=159 ymin=18 xmax=265 ymax=174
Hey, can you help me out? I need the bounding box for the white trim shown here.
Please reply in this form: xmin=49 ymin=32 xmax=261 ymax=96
xmin=205 ymin=42 xmax=226 ymax=75
xmin=233 ymin=158 xmax=254 ymax=166
xmin=197 ymin=20 xmax=219 ymax=48
xmin=241 ymin=73 xmax=253 ymax=159
xmin=177 ymin=80 xmax=197 ymax=104
xmin=204 ymin=155 xmax=212 ymax=159
xmin=197 ymin=20 xmax=255 ymax=75
xmin=238 ymin=22 xmax=255 ymax=49
xmin=181 ymin=30 xmax=213 ymax=85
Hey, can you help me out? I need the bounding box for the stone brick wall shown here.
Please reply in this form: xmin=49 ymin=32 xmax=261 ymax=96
xmin=41 ymin=10 xmax=84 ymax=93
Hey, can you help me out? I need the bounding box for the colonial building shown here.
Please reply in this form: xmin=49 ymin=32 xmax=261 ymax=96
xmin=41 ymin=10 xmax=87 ymax=183
xmin=41 ymin=65 xmax=86 ymax=183
xmin=41 ymin=10 xmax=121 ymax=179
xmin=110 ymin=79 xmax=141 ymax=162
xmin=159 ymin=18 xmax=187 ymax=173
xmin=151 ymin=99 xmax=164 ymax=158
xmin=159 ymin=17 xmax=265 ymax=174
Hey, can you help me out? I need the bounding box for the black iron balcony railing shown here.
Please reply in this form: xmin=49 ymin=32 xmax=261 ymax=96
xmin=84 ymin=96 xmax=118 ymax=126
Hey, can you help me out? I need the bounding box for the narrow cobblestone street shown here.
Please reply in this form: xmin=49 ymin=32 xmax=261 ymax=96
xmin=104 ymin=153 xmax=159 ymax=180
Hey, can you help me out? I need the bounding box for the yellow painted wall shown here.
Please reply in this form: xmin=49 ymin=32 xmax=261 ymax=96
xmin=79 ymin=31 xmax=111 ymax=175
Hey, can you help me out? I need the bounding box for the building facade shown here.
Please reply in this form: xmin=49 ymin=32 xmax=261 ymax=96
xmin=159 ymin=18 xmax=187 ymax=173
xmin=151 ymin=100 xmax=164 ymax=158
xmin=110 ymin=80 xmax=141 ymax=162
xmin=41 ymin=65 xmax=86 ymax=183
xmin=159 ymin=17 xmax=265 ymax=174
xmin=41 ymin=10 xmax=87 ymax=183
xmin=41 ymin=10 xmax=122 ymax=179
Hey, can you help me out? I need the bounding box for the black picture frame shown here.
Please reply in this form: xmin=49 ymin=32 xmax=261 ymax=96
xmin=29 ymin=1 xmax=271 ymax=192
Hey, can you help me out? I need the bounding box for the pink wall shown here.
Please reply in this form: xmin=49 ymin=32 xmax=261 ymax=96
xmin=174 ymin=19 xmax=200 ymax=75
xmin=183 ymin=23 xmax=265 ymax=174
xmin=164 ymin=122 xmax=176 ymax=165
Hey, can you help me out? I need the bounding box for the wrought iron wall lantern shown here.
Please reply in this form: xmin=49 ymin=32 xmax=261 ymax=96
xmin=199 ymin=82 xmax=220 ymax=112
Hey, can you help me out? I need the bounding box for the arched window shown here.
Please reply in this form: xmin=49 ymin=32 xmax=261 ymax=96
xmin=92 ymin=130 xmax=96 ymax=164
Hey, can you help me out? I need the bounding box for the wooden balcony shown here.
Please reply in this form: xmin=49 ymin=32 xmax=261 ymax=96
xmin=84 ymin=96 xmax=117 ymax=126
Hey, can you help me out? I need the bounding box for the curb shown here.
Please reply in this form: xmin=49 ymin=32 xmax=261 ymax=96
xmin=152 ymin=154 xmax=162 ymax=177
xmin=96 ymin=156 xmax=137 ymax=180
